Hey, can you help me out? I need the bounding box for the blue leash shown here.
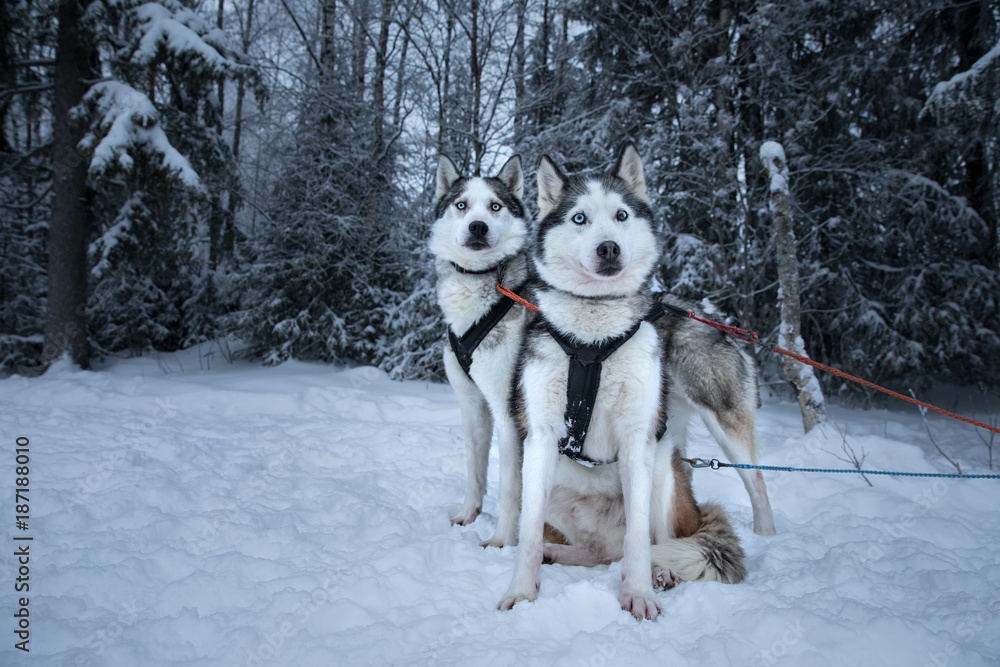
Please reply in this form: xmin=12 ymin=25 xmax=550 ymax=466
xmin=683 ymin=457 xmax=1000 ymax=480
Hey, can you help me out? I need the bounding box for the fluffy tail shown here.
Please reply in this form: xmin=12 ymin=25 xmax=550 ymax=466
xmin=650 ymin=503 xmax=747 ymax=584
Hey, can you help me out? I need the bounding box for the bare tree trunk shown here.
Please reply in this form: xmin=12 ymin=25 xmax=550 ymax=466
xmin=372 ymin=0 xmax=391 ymax=160
xmin=369 ymin=0 xmax=391 ymax=215
xmin=321 ymin=0 xmax=337 ymax=79
xmin=538 ymin=0 xmax=550 ymax=128
xmin=46 ymin=0 xmax=91 ymax=370
xmin=470 ymin=0 xmax=482 ymax=175
xmin=355 ymin=0 xmax=370 ymax=101
xmin=760 ymin=141 xmax=826 ymax=433
xmin=233 ymin=0 xmax=256 ymax=160
xmin=392 ymin=15 xmax=409 ymax=129
xmin=208 ymin=0 xmax=228 ymax=271
xmin=513 ymin=0 xmax=526 ymax=148
xmin=225 ymin=0 xmax=255 ymax=259
xmin=217 ymin=0 xmax=226 ymax=119
xmin=555 ymin=3 xmax=567 ymax=113
xmin=438 ymin=9 xmax=454 ymax=156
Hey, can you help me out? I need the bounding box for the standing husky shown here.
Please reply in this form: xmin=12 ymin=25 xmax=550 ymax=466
xmin=499 ymin=143 xmax=746 ymax=620
xmin=650 ymin=293 xmax=777 ymax=536
xmin=431 ymin=154 xmax=532 ymax=548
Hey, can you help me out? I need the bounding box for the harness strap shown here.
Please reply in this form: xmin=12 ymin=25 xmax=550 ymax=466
xmin=547 ymin=299 xmax=684 ymax=467
xmin=449 ymin=280 xmax=524 ymax=377
xmin=644 ymin=298 xmax=687 ymax=323
xmin=546 ymin=320 xmax=642 ymax=466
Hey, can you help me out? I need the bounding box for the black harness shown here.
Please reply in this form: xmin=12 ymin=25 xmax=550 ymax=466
xmin=645 ymin=298 xmax=688 ymax=323
xmin=547 ymin=298 xmax=678 ymax=467
xmin=447 ymin=260 xmax=525 ymax=378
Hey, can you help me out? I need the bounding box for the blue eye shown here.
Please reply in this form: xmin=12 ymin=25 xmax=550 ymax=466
xmin=616 ymin=209 xmax=628 ymax=221
xmin=572 ymin=212 xmax=586 ymax=225
xmin=456 ymin=201 xmax=466 ymax=210
xmin=491 ymin=202 xmax=502 ymax=212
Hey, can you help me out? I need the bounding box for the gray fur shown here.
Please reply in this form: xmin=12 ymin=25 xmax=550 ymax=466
xmin=651 ymin=503 xmax=747 ymax=584
xmin=651 ymin=292 xmax=776 ymax=536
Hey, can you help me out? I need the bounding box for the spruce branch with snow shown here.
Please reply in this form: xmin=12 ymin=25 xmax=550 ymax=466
xmin=75 ymin=0 xmax=261 ymax=356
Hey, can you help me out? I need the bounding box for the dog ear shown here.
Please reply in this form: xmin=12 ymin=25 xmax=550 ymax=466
xmin=537 ymin=155 xmax=566 ymax=217
xmin=436 ymin=155 xmax=461 ymax=200
xmin=613 ymin=141 xmax=648 ymax=203
xmin=496 ymin=155 xmax=524 ymax=201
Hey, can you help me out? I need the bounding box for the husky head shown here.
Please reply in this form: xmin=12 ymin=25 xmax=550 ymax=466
xmin=533 ymin=142 xmax=660 ymax=298
xmin=430 ymin=155 xmax=527 ymax=271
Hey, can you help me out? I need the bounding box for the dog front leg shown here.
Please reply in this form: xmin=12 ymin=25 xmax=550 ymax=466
xmin=498 ymin=431 xmax=556 ymax=610
xmin=619 ymin=435 xmax=661 ymax=621
xmin=482 ymin=415 xmax=522 ymax=548
xmin=450 ymin=382 xmax=493 ymax=527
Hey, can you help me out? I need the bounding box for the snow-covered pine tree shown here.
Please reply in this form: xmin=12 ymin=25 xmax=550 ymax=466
xmin=545 ymin=0 xmax=1000 ymax=397
xmin=769 ymin=0 xmax=1000 ymax=394
xmin=81 ymin=0 xmax=259 ymax=355
xmin=229 ymin=0 xmax=442 ymax=379
xmin=517 ymin=0 xmax=637 ymax=174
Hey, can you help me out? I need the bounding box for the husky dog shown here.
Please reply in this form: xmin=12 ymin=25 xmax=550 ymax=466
xmin=498 ymin=143 xmax=746 ymax=620
xmin=431 ymin=154 xmax=532 ymax=548
xmin=650 ymin=293 xmax=776 ymax=536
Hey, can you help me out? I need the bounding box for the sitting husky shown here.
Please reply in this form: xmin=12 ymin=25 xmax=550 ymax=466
xmin=499 ymin=143 xmax=747 ymax=620
xmin=430 ymin=154 xmax=533 ymax=548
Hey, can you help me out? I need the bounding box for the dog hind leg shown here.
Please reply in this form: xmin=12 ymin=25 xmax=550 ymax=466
xmin=699 ymin=406 xmax=776 ymax=536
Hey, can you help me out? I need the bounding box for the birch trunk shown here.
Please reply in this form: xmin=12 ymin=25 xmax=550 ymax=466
xmin=760 ymin=141 xmax=826 ymax=433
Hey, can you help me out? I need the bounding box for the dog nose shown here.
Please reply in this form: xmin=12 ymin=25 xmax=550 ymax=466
xmin=469 ymin=221 xmax=489 ymax=238
xmin=596 ymin=241 xmax=620 ymax=258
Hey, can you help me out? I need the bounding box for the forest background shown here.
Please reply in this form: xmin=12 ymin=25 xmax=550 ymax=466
xmin=2 ymin=0 xmax=998 ymax=403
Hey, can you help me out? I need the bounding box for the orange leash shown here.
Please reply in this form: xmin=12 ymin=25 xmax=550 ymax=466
xmin=497 ymin=284 xmax=540 ymax=312
xmin=771 ymin=344 xmax=1000 ymax=435
xmin=495 ymin=284 xmax=1000 ymax=437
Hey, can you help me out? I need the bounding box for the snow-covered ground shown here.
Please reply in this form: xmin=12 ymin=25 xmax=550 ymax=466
xmin=2 ymin=351 xmax=999 ymax=666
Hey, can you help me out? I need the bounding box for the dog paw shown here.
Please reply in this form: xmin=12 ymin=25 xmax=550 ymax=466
xmin=653 ymin=568 xmax=680 ymax=590
xmin=497 ymin=589 xmax=536 ymax=611
xmin=619 ymin=589 xmax=662 ymax=621
xmin=753 ymin=521 xmax=777 ymax=536
xmin=480 ymin=532 xmax=516 ymax=549
xmin=450 ymin=505 xmax=481 ymax=526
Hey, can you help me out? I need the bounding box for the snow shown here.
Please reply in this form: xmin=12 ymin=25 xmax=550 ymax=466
xmin=759 ymin=141 xmax=789 ymax=195
xmin=82 ymin=82 xmax=201 ymax=190
xmin=923 ymin=39 xmax=1000 ymax=118
xmin=132 ymin=2 xmax=245 ymax=75
xmin=2 ymin=352 xmax=1000 ymax=666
